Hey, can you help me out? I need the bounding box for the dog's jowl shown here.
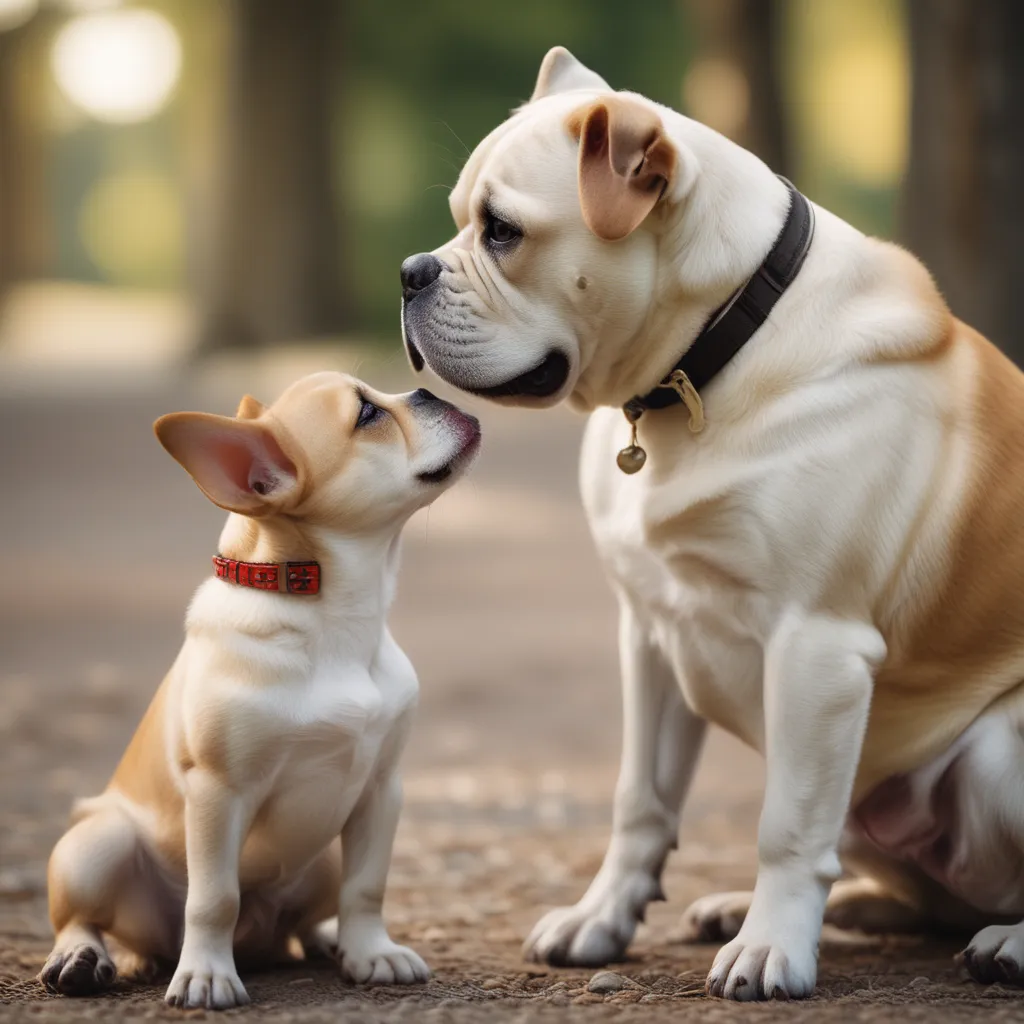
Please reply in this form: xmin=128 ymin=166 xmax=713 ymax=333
xmin=401 ymin=45 xmax=1024 ymax=1001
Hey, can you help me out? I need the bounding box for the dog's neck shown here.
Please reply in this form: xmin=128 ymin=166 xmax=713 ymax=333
xmin=571 ymin=118 xmax=792 ymax=411
xmin=215 ymin=512 xmax=405 ymax=635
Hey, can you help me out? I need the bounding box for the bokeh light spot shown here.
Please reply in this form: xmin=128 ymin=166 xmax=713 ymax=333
xmin=0 ymin=0 xmax=37 ymax=32
xmin=812 ymin=40 xmax=908 ymax=186
xmin=51 ymin=9 xmax=181 ymax=124
xmin=78 ymin=171 xmax=182 ymax=285
xmin=682 ymin=58 xmax=750 ymax=140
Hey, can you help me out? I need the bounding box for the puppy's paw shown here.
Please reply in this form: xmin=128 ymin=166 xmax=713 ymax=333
xmin=40 ymin=942 xmax=116 ymax=996
xmin=676 ymin=891 xmax=752 ymax=944
xmin=339 ymin=940 xmax=430 ymax=985
xmin=959 ymin=924 xmax=1024 ymax=986
xmin=165 ymin=957 xmax=249 ymax=1010
xmin=706 ymin=933 xmax=817 ymax=1001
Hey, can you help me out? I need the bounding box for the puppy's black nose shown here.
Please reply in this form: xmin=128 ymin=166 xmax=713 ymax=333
xmin=409 ymin=387 xmax=447 ymax=409
xmin=401 ymin=253 xmax=443 ymax=300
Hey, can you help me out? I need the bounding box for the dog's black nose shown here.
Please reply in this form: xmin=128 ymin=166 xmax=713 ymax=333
xmin=409 ymin=387 xmax=441 ymax=407
xmin=401 ymin=253 xmax=443 ymax=300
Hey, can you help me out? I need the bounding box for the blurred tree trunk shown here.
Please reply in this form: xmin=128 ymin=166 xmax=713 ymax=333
xmin=683 ymin=0 xmax=791 ymax=178
xmin=197 ymin=0 xmax=346 ymax=353
xmin=0 ymin=20 xmax=48 ymax=305
xmin=902 ymin=0 xmax=1024 ymax=364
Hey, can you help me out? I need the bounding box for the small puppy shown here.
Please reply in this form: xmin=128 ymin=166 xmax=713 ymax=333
xmin=40 ymin=372 xmax=480 ymax=1009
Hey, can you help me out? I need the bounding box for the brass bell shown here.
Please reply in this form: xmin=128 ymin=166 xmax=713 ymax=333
xmin=617 ymin=444 xmax=647 ymax=474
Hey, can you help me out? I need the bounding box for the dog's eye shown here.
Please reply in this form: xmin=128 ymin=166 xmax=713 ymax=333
xmin=356 ymin=399 xmax=380 ymax=428
xmin=484 ymin=213 xmax=521 ymax=246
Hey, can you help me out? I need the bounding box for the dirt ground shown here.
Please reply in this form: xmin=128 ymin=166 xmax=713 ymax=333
xmin=1 ymin=350 xmax=1019 ymax=1022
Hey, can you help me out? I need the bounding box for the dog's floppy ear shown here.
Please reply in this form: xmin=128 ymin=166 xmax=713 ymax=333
xmin=570 ymin=95 xmax=676 ymax=241
xmin=235 ymin=394 xmax=265 ymax=419
xmin=531 ymin=46 xmax=610 ymax=101
xmin=154 ymin=411 xmax=298 ymax=516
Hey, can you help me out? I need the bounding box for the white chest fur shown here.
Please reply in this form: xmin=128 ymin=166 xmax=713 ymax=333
xmin=176 ymin=566 xmax=420 ymax=884
xmin=578 ymin=340 xmax=952 ymax=755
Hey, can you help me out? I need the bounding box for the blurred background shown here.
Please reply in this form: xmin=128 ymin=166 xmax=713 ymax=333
xmin=0 ymin=0 xmax=1022 ymax=367
xmin=2 ymin=1 xmax=1024 ymax=1013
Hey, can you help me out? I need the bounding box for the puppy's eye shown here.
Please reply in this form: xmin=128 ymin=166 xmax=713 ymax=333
xmin=356 ymin=399 xmax=380 ymax=428
xmin=484 ymin=212 xmax=521 ymax=246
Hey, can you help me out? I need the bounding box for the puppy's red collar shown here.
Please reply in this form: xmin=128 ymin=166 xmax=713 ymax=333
xmin=212 ymin=555 xmax=320 ymax=595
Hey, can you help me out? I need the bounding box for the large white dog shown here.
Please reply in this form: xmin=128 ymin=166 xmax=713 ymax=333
xmin=400 ymin=47 xmax=1024 ymax=1000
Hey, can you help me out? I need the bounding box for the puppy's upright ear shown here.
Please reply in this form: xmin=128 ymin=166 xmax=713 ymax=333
xmin=571 ymin=96 xmax=676 ymax=241
xmin=154 ymin=412 xmax=298 ymax=516
xmin=531 ymin=46 xmax=610 ymax=101
xmin=235 ymin=394 xmax=265 ymax=419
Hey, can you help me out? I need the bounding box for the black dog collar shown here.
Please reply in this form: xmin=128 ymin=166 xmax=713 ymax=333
xmin=617 ymin=178 xmax=815 ymax=474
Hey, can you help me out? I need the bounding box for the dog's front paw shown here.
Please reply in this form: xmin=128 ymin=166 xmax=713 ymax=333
xmin=706 ymin=932 xmax=817 ymax=1001
xmin=959 ymin=924 xmax=1024 ymax=986
xmin=523 ymin=902 xmax=634 ymax=967
xmin=165 ymin=956 xmax=249 ymax=1010
xmin=677 ymin=891 xmax=752 ymax=944
xmin=523 ymin=865 xmax=663 ymax=967
xmin=40 ymin=942 xmax=116 ymax=996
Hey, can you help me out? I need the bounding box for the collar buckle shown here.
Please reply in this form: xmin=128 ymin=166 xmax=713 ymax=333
xmin=659 ymin=370 xmax=705 ymax=434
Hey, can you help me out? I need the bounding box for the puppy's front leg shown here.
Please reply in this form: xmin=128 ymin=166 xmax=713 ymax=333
xmin=335 ymin=772 xmax=429 ymax=985
xmin=524 ymin=597 xmax=707 ymax=966
xmin=706 ymin=609 xmax=885 ymax=1001
xmin=165 ymin=770 xmax=251 ymax=1010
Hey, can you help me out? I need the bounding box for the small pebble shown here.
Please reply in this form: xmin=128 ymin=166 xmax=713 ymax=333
xmin=587 ymin=970 xmax=634 ymax=994
xmin=288 ymin=977 xmax=314 ymax=986
xmin=480 ymin=978 xmax=504 ymax=991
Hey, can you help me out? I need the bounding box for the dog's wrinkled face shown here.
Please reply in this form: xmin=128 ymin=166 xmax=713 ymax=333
xmin=155 ymin=371 xmax=480 ymax=530
xmin=401 ymin=47 xmax=682 ymax=407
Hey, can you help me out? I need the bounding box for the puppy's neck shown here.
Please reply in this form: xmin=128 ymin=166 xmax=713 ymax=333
xmin=216 ymin=513 xmax=404 ymax=633
xmin=573 ymin=121 xmax=793 ymax=410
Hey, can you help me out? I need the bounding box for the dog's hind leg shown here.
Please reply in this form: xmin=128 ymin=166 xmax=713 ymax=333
xmin=960 ymin=922 xmax=1024 ymax=985
xmin=41 ymin=802 xmax=174 ymax=995
xmin=678 ymin=878 xmax=925 ymax=945
xmin=677 ymin=891 xmax=754 ymax=944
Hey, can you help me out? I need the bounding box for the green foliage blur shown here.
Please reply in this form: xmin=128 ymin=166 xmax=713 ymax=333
xmin=5 ymin=0 xmax=911 ymax=350
xmin=342 ymin=0 xmax=692 ymax=335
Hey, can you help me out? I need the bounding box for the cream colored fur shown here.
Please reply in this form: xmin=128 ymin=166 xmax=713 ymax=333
xmin=400 ymin=46 xmax=1024 ymax=1000
xmin=40 ymin=373 xmax=480 ymax=1009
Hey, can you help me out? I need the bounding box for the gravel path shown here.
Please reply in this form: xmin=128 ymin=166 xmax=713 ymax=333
xmin=1 ymin=352 xmax=1019 ymax=1021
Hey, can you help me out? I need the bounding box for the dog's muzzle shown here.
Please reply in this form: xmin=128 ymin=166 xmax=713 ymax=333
xmin=400 ymin=251 xmax=571 ymax=401
xmin=400 ymin=253 xmax=443 ymax=372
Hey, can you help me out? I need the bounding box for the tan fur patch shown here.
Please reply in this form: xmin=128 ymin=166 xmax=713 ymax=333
xmin=859 ymin=324 xmax=1024 ymax=793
